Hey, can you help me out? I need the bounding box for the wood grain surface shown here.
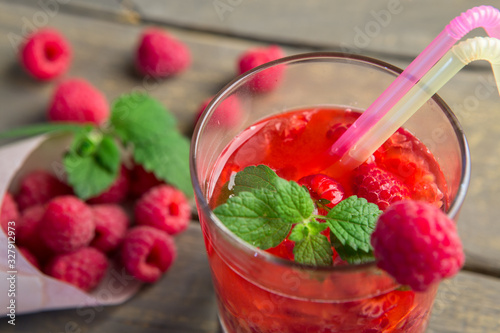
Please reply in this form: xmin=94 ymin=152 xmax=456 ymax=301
xmin=0 ymin=1 xmax=499 ymax=332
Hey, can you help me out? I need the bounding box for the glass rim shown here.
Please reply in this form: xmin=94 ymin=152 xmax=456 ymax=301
xmin=190 ymin=51 xmax=471 ymax=274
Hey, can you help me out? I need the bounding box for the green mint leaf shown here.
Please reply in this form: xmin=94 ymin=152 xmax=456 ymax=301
xmin=110 ymin=93 xmax=192 ymax=197
xmin=214 ymin=173 xmax=315 ymax=250
xmin=64 ymin=127 xmax=120 ymax=199
xmin=0 ymin=122 xmax=85 ymax=140
xmin=213 ymin=189 xmax=294 ymax=250
xmin=110 ymin=93 xmax=177 ymax=140
xmin=293 ymin=233 xmax=333 ymax=266
xmin=233 ymin=165 xmax=281 ymax=194
xmin=289 ymin=221 xmax=328 ymax=242
xmin=330 ymin=232 xmax=375 ymax=264
xmin=324 ymin=195 xmax=381 ymax=253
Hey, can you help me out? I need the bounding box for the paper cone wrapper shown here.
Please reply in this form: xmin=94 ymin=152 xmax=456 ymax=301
xmin=0 ymin=134 xmax=142 ymax=316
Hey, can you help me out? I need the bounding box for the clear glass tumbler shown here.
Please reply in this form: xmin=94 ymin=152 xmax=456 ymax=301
xmin=190 ymin=52 xmax=470 ymax=333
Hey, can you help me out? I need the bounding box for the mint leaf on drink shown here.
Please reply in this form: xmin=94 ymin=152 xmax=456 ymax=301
xmin=213 ymin=189 xmax=294 ymax=250
xmin=110 ymin=93 xmax=193 ymax=197
xmin=214 ymin=166 xmax=314 ymax=249
xmin=330 ymin=232 xmax=375 ymax=264
xmin=324 ymin=196 xmax=381 ymax=253
xmin=232 ymin=164 xmax=281 ymax=194
xmin=289 ymin=221 xmax=332 ymax=266
xmin=292 ymin=233 xmax=333 ymax=266
xmin=214 ymin=165 xmax=383 ymax=267
xmin=63 ymin=127 xmax=120 ymax=199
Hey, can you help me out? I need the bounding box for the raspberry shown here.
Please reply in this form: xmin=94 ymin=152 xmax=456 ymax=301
xmin=120 ymin=226 xmax=177 ymax=283
xmin=1 ymin=192 xmax=19 ymax=233
xmin=19 ymin=28 xmax=71 ymax=80
xmin=128 ymin=164 xmax=164 ymax=197
xmin=135 ymin=28 xmax=191 ymax=78
xmin=371 ymin=200 xmax=465 ymax=291
xmin=298 ymin=174 xmax=345 ymax=212
xmin=195 ymin=95 xmax=243 ymax=129
xmin=40 ymin=196 xmax=95 ymax=253
xmin=87 ymin=165 xmax=130 ymax=204
xmin=90 ymin=204 xmax=129 ymax=253
xmin=47 ymin=78 xmax=109 ymax=125
xmin=16 ymin=204 xmax=54 ymax=262
xmin=326 ymin=123 xmax=350 ymax=142
xmin=18 ymin=246 xmax=41 ymax=270
xmin=135 ymin=185 xmax=191 ymax=235
xmin=237 ymin=45 xmax=285 ymax=93
xmin=45 ymin=247 xmax=108 ymax=291
xmin=15 ymin=169 xmax=72 ymax=211
xmin=353 ymin=165 xmax=410 ymax=211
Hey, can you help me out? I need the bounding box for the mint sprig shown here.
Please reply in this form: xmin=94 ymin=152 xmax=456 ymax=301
xmin=110 ymin=94 xmax=192 ymax=197
xmin=0 ymin=93 xmax=192 ymax=199
xmin=214 ymin=165 xmax=381 ymax=266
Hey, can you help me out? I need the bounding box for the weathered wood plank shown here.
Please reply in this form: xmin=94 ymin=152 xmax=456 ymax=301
xmin=7 ymin=0 xmax=500 ymax=59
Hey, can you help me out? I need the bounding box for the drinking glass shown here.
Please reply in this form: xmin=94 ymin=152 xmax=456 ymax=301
xmin=190 ymin=52 xmax=470 ymax=333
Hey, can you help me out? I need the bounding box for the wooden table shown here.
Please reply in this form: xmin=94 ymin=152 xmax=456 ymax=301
xmin=1 ymin=1 xmax=499 ymax=332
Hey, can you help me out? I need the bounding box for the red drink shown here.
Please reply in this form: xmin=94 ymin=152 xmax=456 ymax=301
xmin=205 ymin=107 xmax=444 ymax=332
xmin=191 ymin=53 xmax=469 ymax=333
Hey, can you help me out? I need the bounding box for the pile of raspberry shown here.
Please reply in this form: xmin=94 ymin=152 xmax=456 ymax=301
xmin=0 ymin=167 xmax=190 ymax=292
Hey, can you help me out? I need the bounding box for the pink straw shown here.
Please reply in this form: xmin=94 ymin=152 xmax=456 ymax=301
xmin=328 ymin=6 xmax=500 ymax=168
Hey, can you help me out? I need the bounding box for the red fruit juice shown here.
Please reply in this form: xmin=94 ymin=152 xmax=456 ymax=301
xmin=205 ymin=107 xmax=447 ymax=333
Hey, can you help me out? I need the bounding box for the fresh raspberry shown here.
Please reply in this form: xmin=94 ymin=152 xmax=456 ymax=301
xmin=87 ymin=165 xmax=130 ymax=204
xmin=18 ymin=246 xmax=41 ymax=270
xmin=40 ymin=196 xmax=95 ymax=253
xmin=134 ymin=185 xmax=191 ymax=235
xmin=128 ymin=164 xmax=164 ymax=197
xmin=19 ymin=28 xmax=71 ymax=81
xmin=195 ymin=95 xmax=243 ymax=129
xmin=16 ymin=204 xmax=54 ymax=263
xmin=47 ymin=78 xmax=109 ymax=125
xmin=120 ymin=226 xmax=177 ymax=283
xmin=90 ymin=204 xmax=129 ymax=253
xmin=237 ymin=45 xmax=285 ymax=93
xmin=353 ymin=165 xmax=410 ymax=211
xmin=135 ymin=28 xmax=191 ymax=78
xmin=45 ymin=247 xmax=108 ymax=291
xmin=371 ymin=200 xmax=465 ymax=291
xmin=298 ymin=174 xmax=345 ymax=212
xmin=1 ymin=192 xmax=19 ymax=233
xmin=15 ymin=169 xmax=72 ymax=211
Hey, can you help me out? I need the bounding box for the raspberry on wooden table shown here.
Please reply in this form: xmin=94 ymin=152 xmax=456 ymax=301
xmin=135 ymin=28 xmax=191 ymax=78
xmin=19 ymin=28 xmax=71 ymax=80
xmin=1 ymin=192 xmax=19 ymax=233
xmin=237 ymin=45 xmax=285 ymax=93
xmin=90 ymin=204 xmax=129 ymax=253
xmin=120 ymin=226 xmax=177 ymax=283
xmin=371 ymin=200 xmax=465 ymax=291
xmin=40 ymin=195 xmax=95 ymax=254
xmin=45 ymin=247 xmax=109 ymax=292
xmin=47 ymin=78 xmax=109 ymax=125
xmin=15 ymin=169 xmax=72 ymax=211
xmin=134 ymin=185 xmax=191 ymax=235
